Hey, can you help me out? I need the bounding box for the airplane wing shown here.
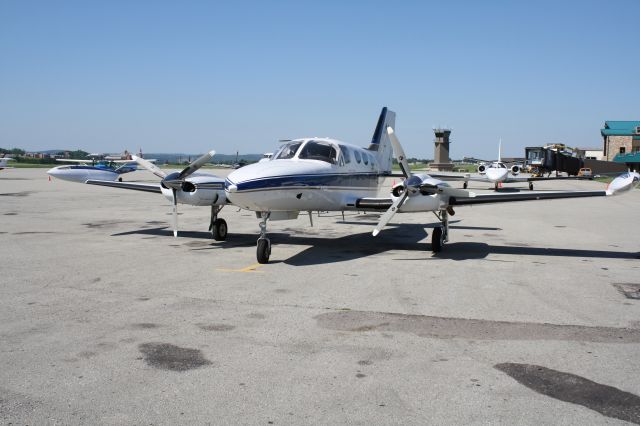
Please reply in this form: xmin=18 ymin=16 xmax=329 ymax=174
xmin=56 ymin=159 xmax=91 ymax=163
xmin=502 ymin=176 xmax=594 ymax=183
xmin=355 ymin=190 xmax=610 ymax=211
xmin=85 ymin=180 xmax=162 ymax=193
xmin=448 ymin=190 xmax=608 ymax=206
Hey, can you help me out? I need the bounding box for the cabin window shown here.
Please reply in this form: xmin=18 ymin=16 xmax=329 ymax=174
xmin=354 ymin=150 xmax=361 ymax=163
xmin=362 ymin=152 xmax=368 ymax=165
xmin=274 ymin=141 xmax=302 ymax=160
xmin=369 ymin=153 xmax=376 ymax=167
xmin=635 ymin=126 xmax=640 ymax=134
xmin=298 ymin=141 xmax=338 ymax=164
xmin=619 ymin=147 xmax=626 ymax=154
xmin=338 ymin=145 xmax=351 ymax=164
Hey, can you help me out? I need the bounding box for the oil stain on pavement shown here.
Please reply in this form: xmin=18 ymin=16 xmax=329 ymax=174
xmin=495 ymin=363 xmax=640 ymax=424
xmin=138 ymin=343 xmax=212 ymax=372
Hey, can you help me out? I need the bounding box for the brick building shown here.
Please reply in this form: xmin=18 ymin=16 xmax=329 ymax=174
xmin=601 ymin=121 xmax=640 ymax=161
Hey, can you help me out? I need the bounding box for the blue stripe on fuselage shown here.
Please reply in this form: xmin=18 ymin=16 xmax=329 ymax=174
xmin=226 ymin=173 xmax=381 ymax=192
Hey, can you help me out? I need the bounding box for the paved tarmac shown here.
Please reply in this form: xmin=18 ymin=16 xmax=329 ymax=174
xmin=1 ymin=167 xmax=639 ymax=425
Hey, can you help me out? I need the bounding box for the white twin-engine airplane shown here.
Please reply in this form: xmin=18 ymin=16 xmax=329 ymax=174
xmin=0 ymin=157 xmax=14 ymax=170
xmin=84 ymin=107 xmax=639 ymax=264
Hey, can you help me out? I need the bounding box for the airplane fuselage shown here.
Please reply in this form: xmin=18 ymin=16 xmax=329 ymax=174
xmin=225 ymin=138 xmax=385 ymax=212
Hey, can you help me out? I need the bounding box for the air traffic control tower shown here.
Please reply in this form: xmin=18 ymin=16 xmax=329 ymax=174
xmin=430 ymin=128 xmax=454 ymax=171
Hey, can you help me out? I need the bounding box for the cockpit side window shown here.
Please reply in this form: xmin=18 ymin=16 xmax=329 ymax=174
xmin=274 ymin=141 xmax=302 ymax=160
xmin=338 ymin=145 xmax=351 ymax=164
xmin=298 ymin=141 xmax=338 ymax=164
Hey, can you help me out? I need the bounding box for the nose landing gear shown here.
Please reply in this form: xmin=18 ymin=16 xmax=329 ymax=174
xmin=256 ymin=212 xmax=271 ymax=264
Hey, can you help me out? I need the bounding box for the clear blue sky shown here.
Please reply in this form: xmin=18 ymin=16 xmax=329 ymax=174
xmin=1 ymin=0 xmax=638 ymax=159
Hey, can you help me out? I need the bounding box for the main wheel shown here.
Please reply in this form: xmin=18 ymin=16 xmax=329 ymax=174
xmin=494 ymin=182 xmax=499 ymax=190
xmin=257 ymin=238 xmax=270 ymax=264
xmin=463 ymin=182 xmax=468 ymax=189
xmin=431 ymin=227 xmax=443 ymax=253
xmin=529 ymin=182 xmax=534 ymax=191
xmin=212 ymin=218 xmax=228 ymax=241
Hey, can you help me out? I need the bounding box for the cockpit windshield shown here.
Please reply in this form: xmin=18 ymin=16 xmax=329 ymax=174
xmin=298 ymin=141 xmax=338 ymax=164
xmin=274 ymin=141 xmax=303 ymax=160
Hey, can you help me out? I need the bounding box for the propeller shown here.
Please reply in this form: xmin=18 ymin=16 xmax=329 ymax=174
xmin=133 ymin=150 xmax=216 ymax=237
xmin=373 ymin=128 xmax=474 ymax=236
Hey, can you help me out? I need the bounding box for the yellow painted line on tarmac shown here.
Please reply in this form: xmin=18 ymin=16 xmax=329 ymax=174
xmin=216 ymin=263 xmax=264 ymax=273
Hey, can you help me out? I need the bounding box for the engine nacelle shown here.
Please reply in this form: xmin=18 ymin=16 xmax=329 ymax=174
xmin=510 ymin=164 xmax=520 ymax=175
xmin=477 ymin=164 xmax=486 ymax=174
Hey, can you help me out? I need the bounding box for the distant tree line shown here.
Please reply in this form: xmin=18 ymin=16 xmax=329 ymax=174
xmin=0 ymin=148 xmax=89 ymax=164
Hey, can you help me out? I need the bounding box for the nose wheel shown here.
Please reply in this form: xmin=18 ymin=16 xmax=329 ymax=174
xmin=256 ymin=212 xmax=271 ymax=264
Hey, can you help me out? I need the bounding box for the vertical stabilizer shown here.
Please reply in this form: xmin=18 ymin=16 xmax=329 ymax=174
xmin=498 ymin=138 xmax=502 ymax=162
xmin=368 ymin=107 xmax=396 ymax=173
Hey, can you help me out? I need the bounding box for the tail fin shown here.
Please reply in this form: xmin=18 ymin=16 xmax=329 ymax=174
xmin=368 ymin=107 xmax=396 ymax=173
xmin=498 ymin=138 xmax=502 ymax=162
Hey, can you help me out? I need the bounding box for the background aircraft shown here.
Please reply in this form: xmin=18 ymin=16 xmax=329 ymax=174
xmin=47 ymin=157 xmax=141 ymax=183
xmin=449 ymin=141 xmax=592 ymax=190
xmin=0 ymin=157 xmax=14 ymax=170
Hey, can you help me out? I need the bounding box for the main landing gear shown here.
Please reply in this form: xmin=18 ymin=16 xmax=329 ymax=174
xmin=431 ymin=209 xmax=450 ymax=253
xmin=256 ymin=212 xmax=271 ymax=264
xmin=529 ymin=182 xmax=534 ymax=190
xmin=463 ymin=182 xmax=468 ymax=189
xmin=209 ymin=205 xmax=227 ymax=241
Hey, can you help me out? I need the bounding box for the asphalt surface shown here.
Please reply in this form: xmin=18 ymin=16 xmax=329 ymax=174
xmin=1 ymin=167 xmax=639 ymax=425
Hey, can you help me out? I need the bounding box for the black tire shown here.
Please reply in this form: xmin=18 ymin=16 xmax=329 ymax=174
xmin=212 ymin=218 xmax=228 ymax=241
xmin=432 ymin=227 xmax=443 ymax=253
xmin=463 ymin=182 xmax=468 ymax=189
xmin=257 ymin=238 xmax=270 ymax=264
xmin=529 ymin=182 xmax=534 ymax=191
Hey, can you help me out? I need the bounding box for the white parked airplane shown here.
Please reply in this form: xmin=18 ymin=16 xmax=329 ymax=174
xmin=47 ymin=158 xmax=141 ymax=183
xmin=223 ymin=108 xmax=639 ymax=263
xmin=457 ymin=140 xmax=588 ymax=191
xmin=0 ymin=157 xmax=14 ymax=170
xmin=80 ymin=107 xmax=639 ymax=265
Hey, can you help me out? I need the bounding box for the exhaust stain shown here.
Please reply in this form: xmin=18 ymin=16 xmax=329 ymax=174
xmin=138 ymin=343 xmax=212 ymax=372
xmin=13 ymin=231 xmax=58 ymax=235
xmin=314 ymin=311 xmax=640 ymax=343
xmin=247 ymin=313 xmax=266 ymax=320
xmin=495 ymin=363 xmax=640 ymax=424
xmin=4 ymin=212 xmax=17 ymax=215
xmin=0 ymin=191 xmax=32 ymax=197
xmin=198 ymin=323 xmax=235 ymax=332
xmin=132 ymin=323 xmax=159 ymax=329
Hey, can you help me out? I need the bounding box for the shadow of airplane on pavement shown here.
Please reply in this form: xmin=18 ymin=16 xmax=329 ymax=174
xmin=111 ymin=224 xmax=639 ymax=266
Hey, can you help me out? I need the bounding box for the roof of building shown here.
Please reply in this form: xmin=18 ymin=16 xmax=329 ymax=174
xmin=601 ymin=121 xmax=640 ymax=136
xmin=614 ymin=152 xmax=640 ymax=163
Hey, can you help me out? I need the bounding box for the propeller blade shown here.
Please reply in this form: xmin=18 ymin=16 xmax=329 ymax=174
xmin=171 ymin=188 xmax=178 ymax=237
xmin=132 ymin=155 xmax=166 ymax=179
xmin=372 ymin=192 xmax=408 ymax=236
xmin=178 ymin=150 xmax=216 ymax=180
xmin=387 ymin=127 xmax=410 ymax=179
